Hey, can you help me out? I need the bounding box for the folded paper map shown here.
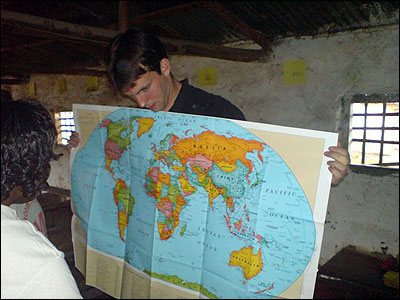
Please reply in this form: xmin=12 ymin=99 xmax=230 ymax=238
xmin=70 ymin=104 xmax=337 ymax=299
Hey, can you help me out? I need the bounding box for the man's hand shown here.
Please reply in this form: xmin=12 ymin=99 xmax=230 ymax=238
xmin=324 ymin=142 xmax=351 ymax=186
xmin=66 ymin=131 xmax=80 ymax=151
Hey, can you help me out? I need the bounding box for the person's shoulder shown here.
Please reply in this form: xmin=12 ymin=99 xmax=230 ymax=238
xmin=1 ymin=204 xmax=64 ymax=272
xmin=184 ymin=81 xmax=222 ymax=100
xmin=1 ymin=204 xmax=82 ymax=299
xmin=1 ymin=204 xmax=61 ymax=256
xmin=1 ymin=204 xmax=17 ymax=219
xmin=183 ymin=81 xmax=246 ymax=120
xmin=1 ymin=204 xmax=26 ymax=227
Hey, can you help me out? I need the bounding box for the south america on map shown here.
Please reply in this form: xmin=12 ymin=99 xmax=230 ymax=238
xmin=71 ymin=104 xmax=336 ymax=299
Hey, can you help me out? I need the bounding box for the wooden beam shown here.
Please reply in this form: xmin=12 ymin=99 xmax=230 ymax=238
xmin=1 ymin=10 xmax=265 ymax=63
xmin=11 ymin=47 xmax=71 ymax=68
xmin=2 ymin=52 xmax=105 ymax=76
xmin=117 ymin=5 xmax=187 ymax=40
xmin=1 ymin=78 xmax=30 ymax=85
xmin=1 ymin=10 xmax=115 ymax=43
xmin=201 ymin=1 xmax=270 ymax=51
xmin=126 ymin=1 xmax=203 ymax=27
xmin=1 ymin=39 xmax=57 ymax=52
xmin=119 ymin=1 xmax=129 ymax=33
xmin=2 ymin=24 xmax=109 ymax=47
xmin=68 ymin=2 xmax=109 ymax=26
xmin=108 ymin=1 xmax=203 ymax=39
xmin=161 ymin=38 xmax=263 ymax=62
xmin=2 ymin=65 xmax=106 ymax=77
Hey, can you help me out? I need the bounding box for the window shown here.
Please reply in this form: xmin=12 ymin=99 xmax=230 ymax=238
xmin=348 ymin=95 xmax=399 ymax=169
xmin=55 ymin=111 xmax=75 ymax=145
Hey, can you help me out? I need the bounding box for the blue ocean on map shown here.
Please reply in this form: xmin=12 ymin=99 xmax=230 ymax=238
xmin=71 ymin=108 xmax=316 ymax=299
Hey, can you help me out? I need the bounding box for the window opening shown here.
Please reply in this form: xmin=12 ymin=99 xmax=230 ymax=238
xmin=55 ymin=111 xmax=75 ymax=146
xmin=349 ymin=97 xmax=399 ymax=169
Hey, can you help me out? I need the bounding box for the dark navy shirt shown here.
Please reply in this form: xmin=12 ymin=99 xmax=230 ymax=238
xmin=169 ymin=79 xmax=246 ymax=121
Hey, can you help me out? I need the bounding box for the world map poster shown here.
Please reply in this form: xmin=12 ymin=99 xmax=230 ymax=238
xmin=70 ymin=104 xmax=337 ymax=299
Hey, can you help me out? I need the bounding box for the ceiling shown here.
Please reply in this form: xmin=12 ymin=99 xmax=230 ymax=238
xmin=1 ymin=1 xmax=399 ymax=84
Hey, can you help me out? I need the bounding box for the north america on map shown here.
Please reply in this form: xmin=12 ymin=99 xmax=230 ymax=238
xmin=71 ymin=108 xmax=316 ymax=299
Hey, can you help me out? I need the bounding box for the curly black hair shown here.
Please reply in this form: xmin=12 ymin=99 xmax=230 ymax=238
xmin=1 ymin=99 xmax=61 ymax=202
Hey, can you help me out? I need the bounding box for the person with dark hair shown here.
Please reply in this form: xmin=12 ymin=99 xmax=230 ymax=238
xmin=1 ymin=98 xmax=54 ymax=236
xmin=69 ymin=28 xmax=350 ymax=186
xmin=1 ymin=99 xmax=82 ymax=299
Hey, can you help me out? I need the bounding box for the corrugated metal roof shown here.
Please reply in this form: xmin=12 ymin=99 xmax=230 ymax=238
xmin=1 ymin=1 xmax=399 ymax=79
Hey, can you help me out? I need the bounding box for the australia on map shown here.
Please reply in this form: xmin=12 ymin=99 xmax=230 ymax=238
xmin=70 ymin=104 xmax=337 ymax=299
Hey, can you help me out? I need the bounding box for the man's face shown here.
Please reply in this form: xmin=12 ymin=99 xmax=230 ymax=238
xmin=124 ymin=64 xmax=173 ymax=112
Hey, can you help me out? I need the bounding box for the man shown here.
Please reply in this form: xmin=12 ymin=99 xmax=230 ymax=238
xmin=69 ymin=28 xmax=350 ymax=185
xmin=1 ymin=99 xmax=82 ymax=299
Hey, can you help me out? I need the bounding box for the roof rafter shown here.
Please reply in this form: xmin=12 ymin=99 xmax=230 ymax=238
xmin=1 ymin=39 xmax=57 ymax=52
xmin=1 ymin=9 xmax=264 ymax=74
xmin=201 ymin=1 xmax=271 ymax=51
xmin=122 ymin=1 xmax=204 ymax=27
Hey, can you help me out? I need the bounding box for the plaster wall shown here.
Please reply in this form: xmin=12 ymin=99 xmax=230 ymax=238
xmin=7 ymin=25 xmax=398 ymax=265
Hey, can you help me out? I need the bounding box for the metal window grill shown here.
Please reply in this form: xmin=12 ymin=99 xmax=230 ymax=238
xmin=349 ymin=98 xmax=399 ymax=169
xmin=55 ymin=111 xmax=75 ymax=145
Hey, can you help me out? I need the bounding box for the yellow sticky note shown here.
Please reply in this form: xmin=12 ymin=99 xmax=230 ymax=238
xmin=86 ymin=76 xmax=99 ymax=92
xmin=58 ymin=78 xmax=67 ymax=94
xmin=28 ymin=82 xmax=36 ymax=97
xmin=198 ymin=67 xmax=217 ymax=86
xmin=284 ymin=60 xmax=306 ymax=85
